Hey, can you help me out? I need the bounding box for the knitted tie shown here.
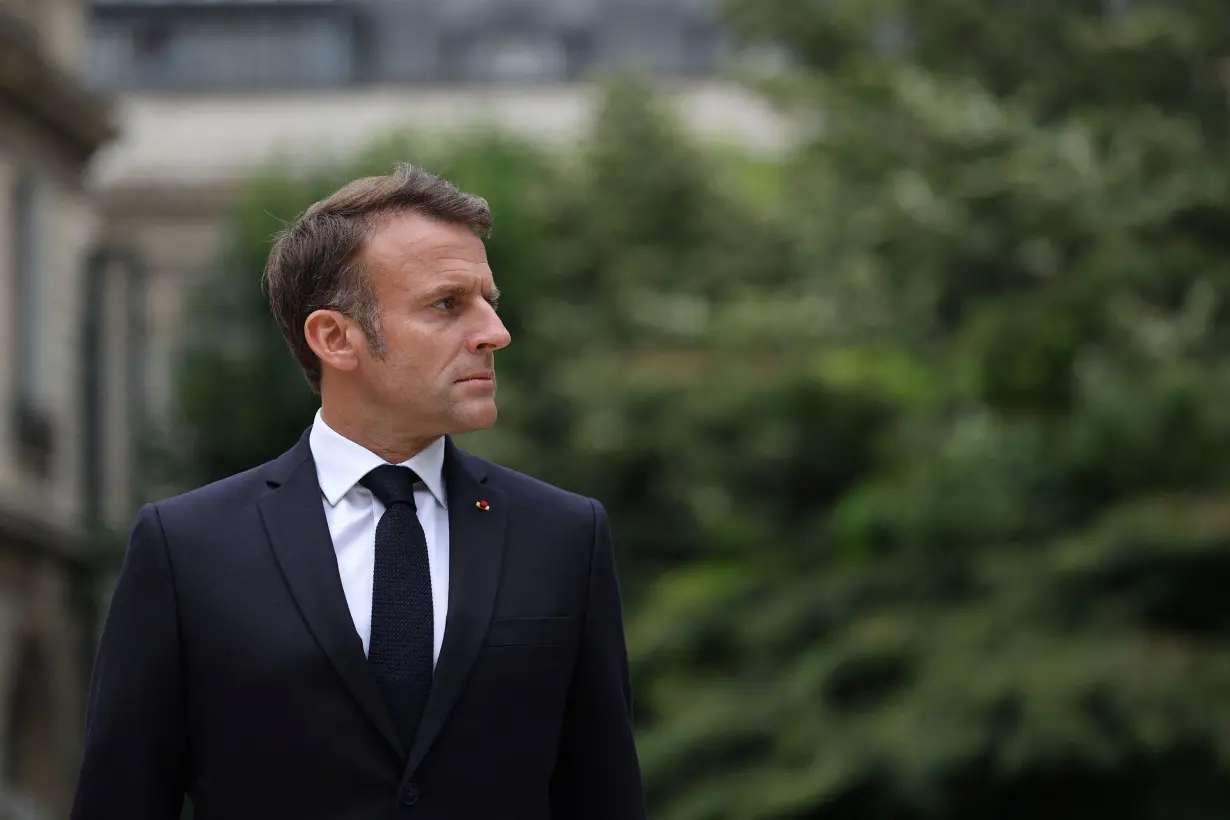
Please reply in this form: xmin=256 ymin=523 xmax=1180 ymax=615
xmin=360 ymin=465 xmax=434 ymax=751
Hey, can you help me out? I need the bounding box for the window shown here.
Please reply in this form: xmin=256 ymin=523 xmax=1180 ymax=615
xmin=11 ymin=173 xmax=51 ymax=476
xmin=13 ymin=174 xmax=39 ymax=405
xmin=132 ymin=21 xmax=175 ymax=64
xmin=486 ymin=35 xmax=568 ymax=82
xmin=93 ymin=11 xmax=356 ymax=89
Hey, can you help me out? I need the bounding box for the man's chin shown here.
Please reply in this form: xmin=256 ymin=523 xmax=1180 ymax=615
xmin=450 ymin=402 xmax=499 ymax=434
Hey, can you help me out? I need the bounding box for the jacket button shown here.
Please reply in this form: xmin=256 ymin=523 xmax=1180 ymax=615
xmin=401 ymin=783 xmax=420 ymax=806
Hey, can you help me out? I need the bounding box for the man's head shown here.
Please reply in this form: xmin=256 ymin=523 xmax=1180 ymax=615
xmin=264 ymin=164 xmax=511 ymax=445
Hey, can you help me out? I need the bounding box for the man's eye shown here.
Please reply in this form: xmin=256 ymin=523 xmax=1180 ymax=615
xmin=432 ymin=297 xmax=456 ymax=310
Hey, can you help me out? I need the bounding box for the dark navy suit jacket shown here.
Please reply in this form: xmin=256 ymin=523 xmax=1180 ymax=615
xmin=70 ymin=430 xmax=647 ymax=820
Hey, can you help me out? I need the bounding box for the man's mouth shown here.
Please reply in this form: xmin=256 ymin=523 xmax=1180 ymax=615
xmin=457 ymin=372 xmax=495 ymax=384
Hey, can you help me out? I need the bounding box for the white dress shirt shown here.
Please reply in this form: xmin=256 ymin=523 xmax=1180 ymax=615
xmin=309 ymin=409 xmax=449 ymax=666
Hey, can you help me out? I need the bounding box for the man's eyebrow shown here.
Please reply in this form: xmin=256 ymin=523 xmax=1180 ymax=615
xmin=420 ymin=282 xmax=501 ymax=302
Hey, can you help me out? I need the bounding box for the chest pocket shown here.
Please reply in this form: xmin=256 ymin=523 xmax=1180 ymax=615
xmin=484 ymin=616 xmax=578 ymax=648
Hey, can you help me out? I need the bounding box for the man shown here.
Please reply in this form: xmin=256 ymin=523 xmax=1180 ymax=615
xmin=71 ymin=165 xmax=647 ymax=820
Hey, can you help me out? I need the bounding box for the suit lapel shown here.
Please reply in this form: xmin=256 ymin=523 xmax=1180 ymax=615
xmin=257 ymin=433 xmax=404 ymax=759
xmin=405 ymin=438 xmax=508 ymax=777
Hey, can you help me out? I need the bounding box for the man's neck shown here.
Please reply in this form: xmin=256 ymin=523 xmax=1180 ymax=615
xmin=319 ymin=403 xmax=439 ymax=465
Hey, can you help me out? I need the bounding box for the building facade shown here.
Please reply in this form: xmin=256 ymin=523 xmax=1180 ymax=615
xmin=0 ymin=0 xmax=126 ymax=817
xmin=89 ymin=0 xmax=731 ymax=90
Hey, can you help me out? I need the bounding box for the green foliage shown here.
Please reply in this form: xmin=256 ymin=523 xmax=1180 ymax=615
xmin=621 ymin=1 xmax=1230 ymax=817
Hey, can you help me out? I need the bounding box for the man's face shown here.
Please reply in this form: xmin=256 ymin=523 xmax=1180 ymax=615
xmin=354 ymin=211 xmax=511 ymax=437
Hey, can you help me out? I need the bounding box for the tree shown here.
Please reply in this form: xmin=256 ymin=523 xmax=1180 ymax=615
xmin=627 ymin=2 xmax=1230 ymax=818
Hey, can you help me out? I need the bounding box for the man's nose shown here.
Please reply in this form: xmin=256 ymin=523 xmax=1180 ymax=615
xmin=472 ymin=303 xmax=511 ymax=352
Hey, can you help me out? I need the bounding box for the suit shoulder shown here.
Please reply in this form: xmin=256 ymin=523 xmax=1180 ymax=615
xmin=152 ymin=453 xmax=291 ymax=522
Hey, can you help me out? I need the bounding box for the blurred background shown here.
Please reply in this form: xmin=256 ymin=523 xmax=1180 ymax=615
xmin=5 ymin=0 xmax=1230 ymax=817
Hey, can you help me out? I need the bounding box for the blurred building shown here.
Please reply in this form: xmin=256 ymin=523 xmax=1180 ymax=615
xmin=0 ymin=0 xmax=128 ymax=816
xmin=89 ymin=0 xmax=731 ymax=88
xmin=85 ymin=0 xmax=792 ymax=430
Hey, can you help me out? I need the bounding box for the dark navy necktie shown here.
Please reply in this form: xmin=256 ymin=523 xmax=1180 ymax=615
xmin=360 ymin=465 xmax=434 ymax=751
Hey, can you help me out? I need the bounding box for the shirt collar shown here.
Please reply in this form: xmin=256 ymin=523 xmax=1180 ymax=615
xmin=309 ymin=409 xmax=448 ymax=510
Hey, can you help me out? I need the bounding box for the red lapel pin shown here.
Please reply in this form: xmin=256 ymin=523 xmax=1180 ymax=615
xmin=476 ymin=500 xmax=490 ymax=511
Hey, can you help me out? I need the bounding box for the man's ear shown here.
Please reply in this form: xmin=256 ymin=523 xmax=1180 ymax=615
xmin=304 ymin=309 xmax=360 ymax=376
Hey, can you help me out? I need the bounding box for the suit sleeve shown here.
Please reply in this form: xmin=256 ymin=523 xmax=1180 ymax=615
xmin=71 ymin=503 xmax=188 ymax=820
xmin=549 ymin=499 xmax=648 ymax=820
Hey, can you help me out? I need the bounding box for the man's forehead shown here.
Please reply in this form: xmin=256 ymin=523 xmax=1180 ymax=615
xmin=418 ymin=264 xmax=496 ymax=287
xmin=365 ymin=213 xmax=488 ymax=265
